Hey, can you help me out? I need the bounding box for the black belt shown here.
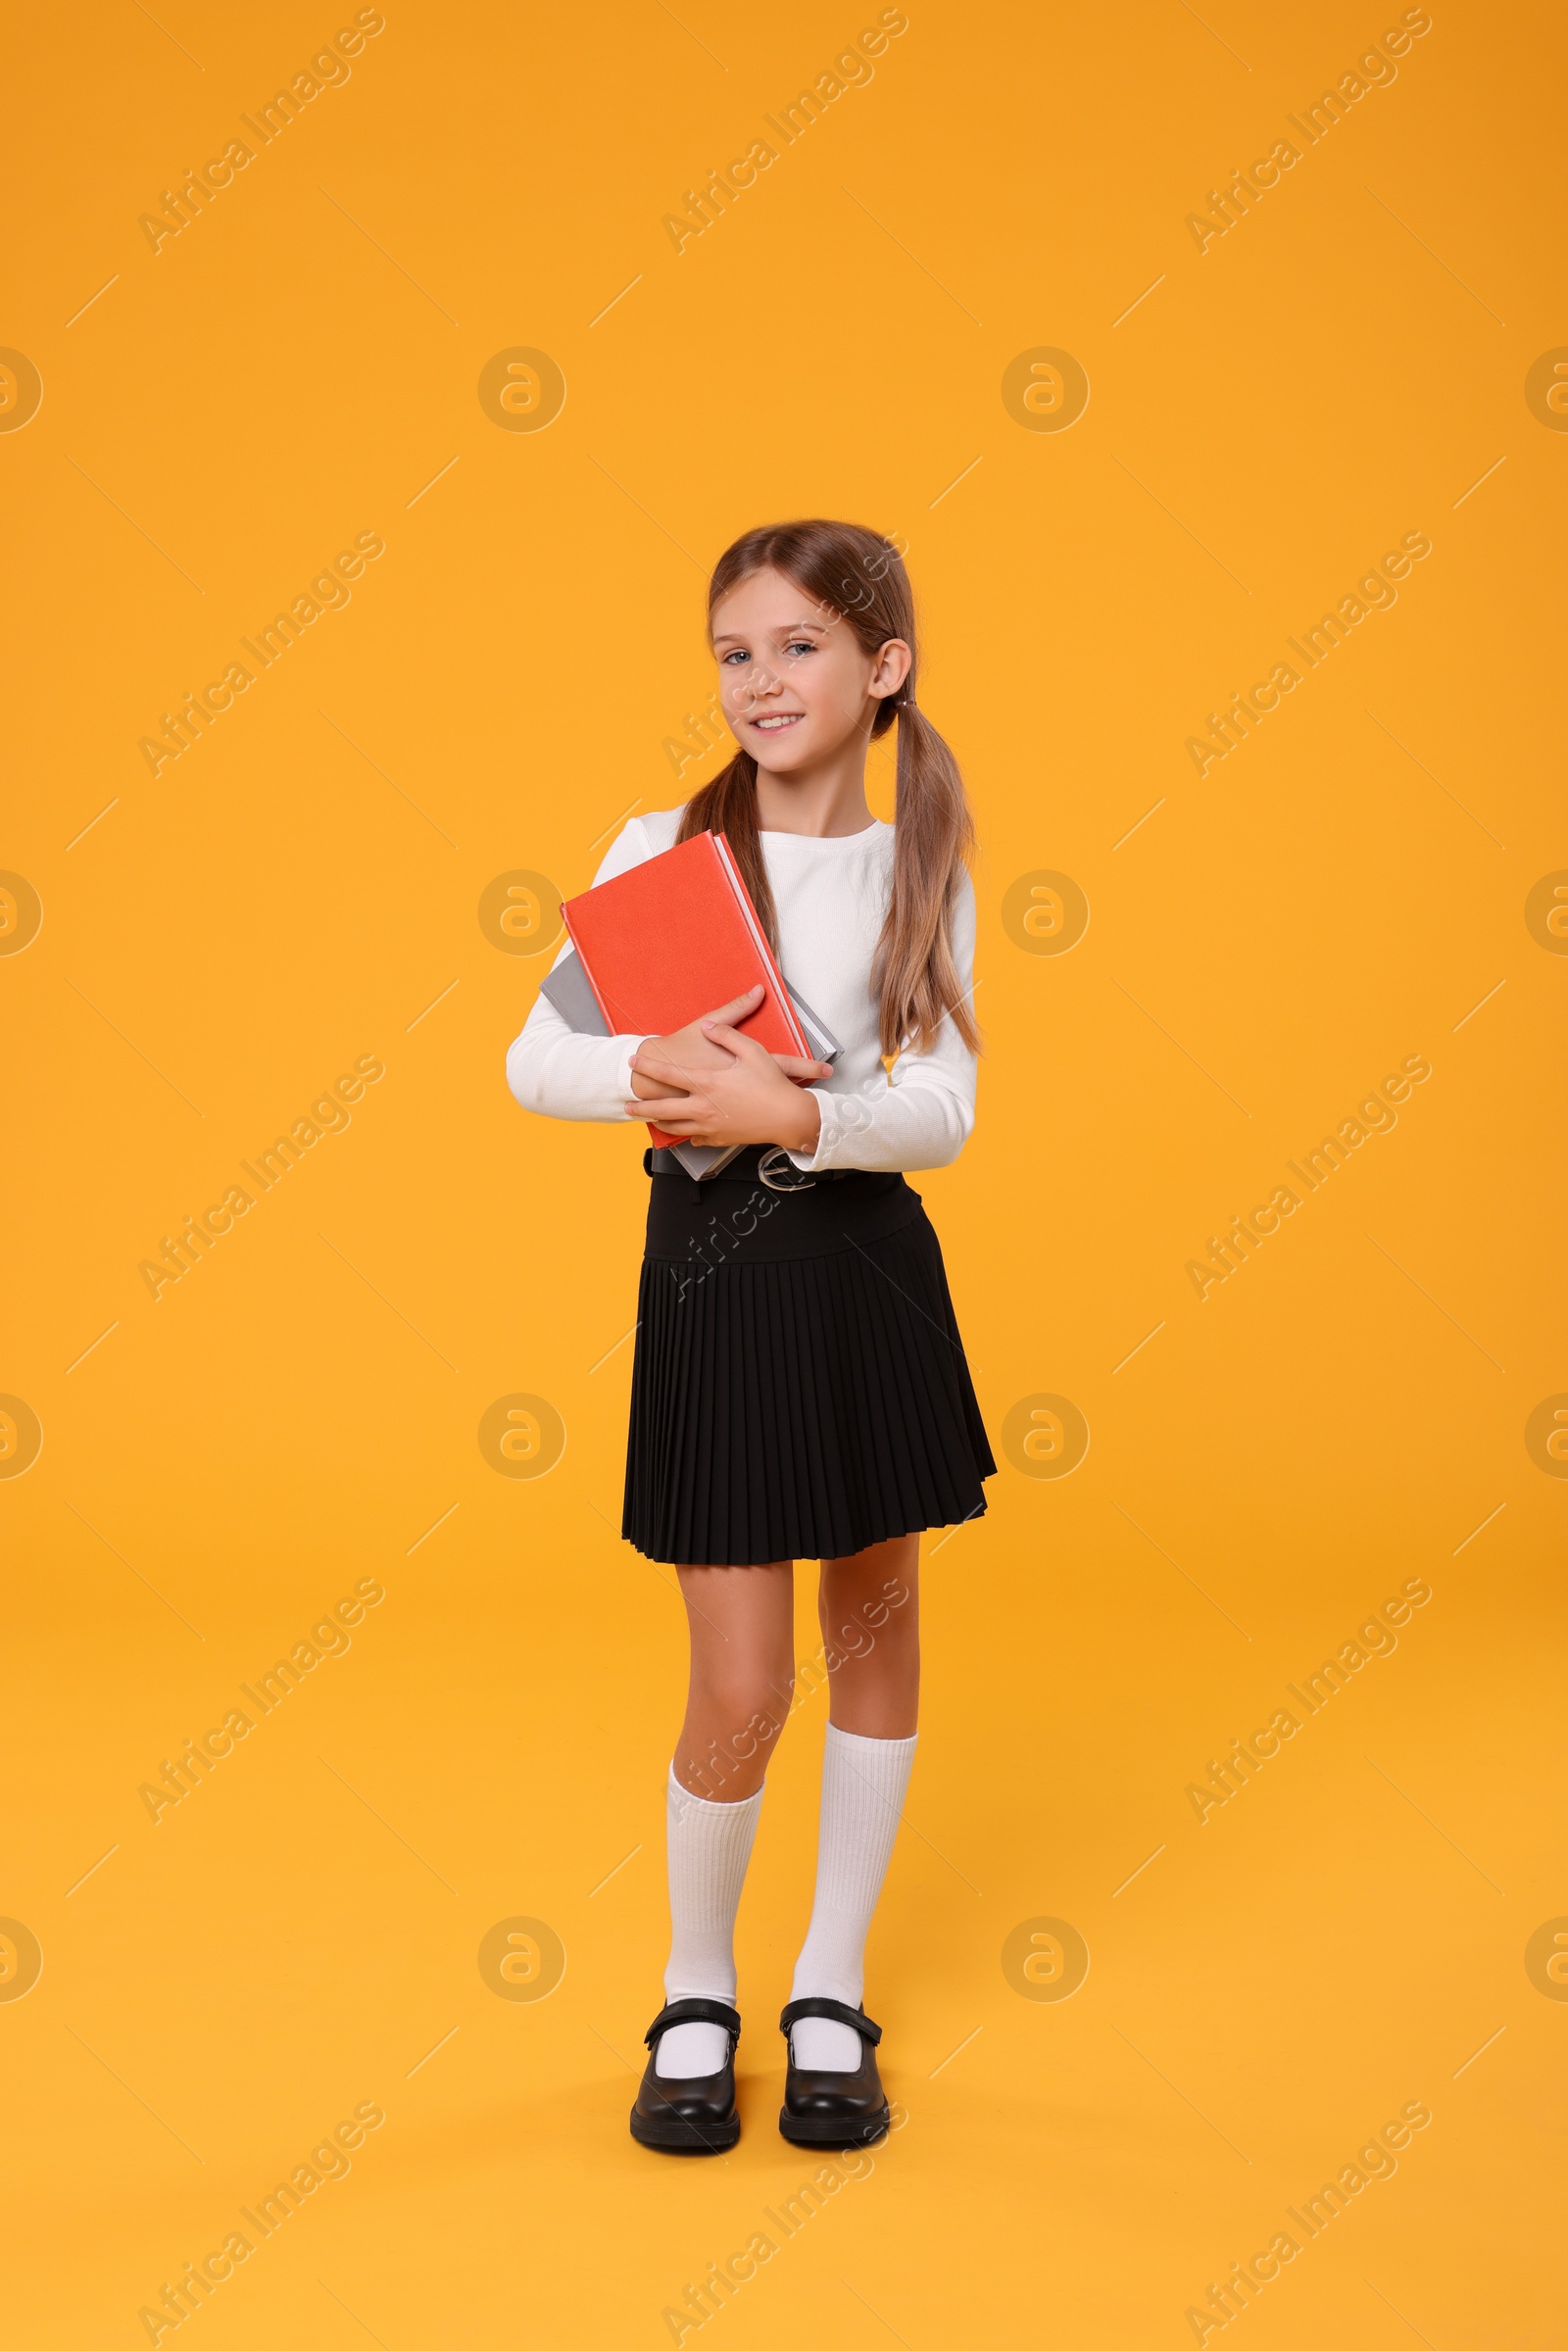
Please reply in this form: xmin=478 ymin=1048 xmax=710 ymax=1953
xmin=644 ymin=1145 xmax=853 ymax=1187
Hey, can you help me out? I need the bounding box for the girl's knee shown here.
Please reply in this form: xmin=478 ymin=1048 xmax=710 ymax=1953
xmin=677 ymin=1689 xmax=792 ymax=1798
xmin=820 ymin=1565 xmax=917 ymax=1662
xmin=690 ymin=1668 xmax=794 ymax=1745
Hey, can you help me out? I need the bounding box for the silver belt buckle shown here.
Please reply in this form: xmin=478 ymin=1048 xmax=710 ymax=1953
xmin=758 ymin=1146 xmax=815 ymax=1193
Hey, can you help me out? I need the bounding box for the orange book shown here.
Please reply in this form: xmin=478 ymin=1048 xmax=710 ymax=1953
xmin=560 ymin=832 xmax=811 ymax=1155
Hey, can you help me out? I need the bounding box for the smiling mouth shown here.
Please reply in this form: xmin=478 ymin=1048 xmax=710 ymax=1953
xmin=751 ymin=712 xmax=804 ymax=731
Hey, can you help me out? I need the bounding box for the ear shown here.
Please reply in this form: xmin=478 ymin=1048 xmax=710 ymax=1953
xmin=868 ymin=636 xmax=912 ymax=703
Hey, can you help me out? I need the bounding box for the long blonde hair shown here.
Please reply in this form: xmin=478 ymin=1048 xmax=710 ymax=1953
xmin=676 ymin=519 xmax=980 ymax=1057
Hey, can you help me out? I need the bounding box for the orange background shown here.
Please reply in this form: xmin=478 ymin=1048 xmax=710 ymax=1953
xmin=4 ymin=0 xmax=1565 ymax=2342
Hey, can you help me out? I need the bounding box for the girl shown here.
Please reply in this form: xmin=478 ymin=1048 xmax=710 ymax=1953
xmin=507 ymin=519 xmax=994 ymax=2152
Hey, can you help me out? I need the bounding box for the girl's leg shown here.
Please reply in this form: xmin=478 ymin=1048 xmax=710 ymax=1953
xmin=788 ymin=1535 xmax=921 ymax=2070
xmin=658 ymin=1560 xmax=795 ymax=2077
xmin=672 ymin=1560 xmax=797 ymax=1800
xmin=817 ymin=1533 xmax=920 ymax=1737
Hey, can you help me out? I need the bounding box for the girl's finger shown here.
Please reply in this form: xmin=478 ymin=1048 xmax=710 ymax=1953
xmin=630 ymin=1109 xmax=712 ymax=1136
xmin=770 ymin=1055 xmax=833 ymax=1081
xmin=698 ymin=1020 xmax=764 ymax=1060
xmin=701 ymin=984 xmax=764 ymax=1027
xmin=624 ymin=1095 xmax=711 ymax=1121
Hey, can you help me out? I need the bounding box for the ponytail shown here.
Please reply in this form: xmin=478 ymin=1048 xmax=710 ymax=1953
xmin=879 ymin=697 xmax=979 ymax=1056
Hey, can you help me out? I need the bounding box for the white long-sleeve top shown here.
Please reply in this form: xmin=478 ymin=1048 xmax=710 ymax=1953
xmin=505 ymin=805 xmax=978 ymax=1173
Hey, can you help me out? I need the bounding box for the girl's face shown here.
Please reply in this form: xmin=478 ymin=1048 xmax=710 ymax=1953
xmin=710 ymin=565 xmax=909 ymax=774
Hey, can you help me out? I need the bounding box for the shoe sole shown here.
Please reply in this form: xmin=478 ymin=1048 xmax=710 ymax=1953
xmin=630 ymin=2109 xmax=740 ymax=2155
xmin=777 ymin=2106 xmax=890 ymax=2149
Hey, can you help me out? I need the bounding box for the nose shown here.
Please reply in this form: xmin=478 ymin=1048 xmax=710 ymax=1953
xmin=731 ymin=661 xmax=781 ymax=713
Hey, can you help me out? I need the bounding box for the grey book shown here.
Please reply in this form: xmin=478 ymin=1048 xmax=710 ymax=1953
xmin=539 ymin=948 xmax=840 ymax=1181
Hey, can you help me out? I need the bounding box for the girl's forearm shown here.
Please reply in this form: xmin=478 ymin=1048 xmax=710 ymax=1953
xmin=506 ymin=998 xmax=650 ymax=1122
xmin=787 ymin=1060 xmax=975 ymax=1173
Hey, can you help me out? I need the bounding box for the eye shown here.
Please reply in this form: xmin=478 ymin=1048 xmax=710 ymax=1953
xmin=720 ymin=649 xmax=750 ymax=665
xmin=784 ymin=639 xmax=816 ymax=658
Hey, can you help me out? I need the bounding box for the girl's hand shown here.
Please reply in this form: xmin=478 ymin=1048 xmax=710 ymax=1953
xmin=626 ymin=1002 xmax=829 ymax=1153
xmin=626 ymin=986 xmax=764 ymax=1103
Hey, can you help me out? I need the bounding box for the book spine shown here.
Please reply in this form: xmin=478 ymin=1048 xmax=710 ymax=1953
xmin=710 ymin=833 xmax=809 ymax=1055
xmin=558 ymin=900 xmax=618 ymax=1034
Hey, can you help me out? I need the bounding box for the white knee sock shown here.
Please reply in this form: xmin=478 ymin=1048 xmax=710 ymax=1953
xmin=788 ymin=1724 xmax=918 ymax=2071
xmin=657 ymin=1767 xmax=764 ymax=2078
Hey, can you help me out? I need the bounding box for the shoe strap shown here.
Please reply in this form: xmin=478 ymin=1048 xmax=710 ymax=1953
xmin=645 ymin=1997 xmax=741 ymax=2050
xmin=778 ymin=1997 xmax=882 ymax=2046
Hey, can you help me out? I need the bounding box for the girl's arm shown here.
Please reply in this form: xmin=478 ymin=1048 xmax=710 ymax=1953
xmin=784 ymin=871 xmax=979 ymax=1174
xmin=505 ymin=820 xmax=655 ymax=1121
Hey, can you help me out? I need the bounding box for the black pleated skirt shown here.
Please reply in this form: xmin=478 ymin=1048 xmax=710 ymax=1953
xmin=622 ymin=1150 xmax=995 ymax=1566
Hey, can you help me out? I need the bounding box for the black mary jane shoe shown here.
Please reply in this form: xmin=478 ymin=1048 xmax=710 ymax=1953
xmin=629 ymin=1998 xmax=742 ymax=2154
xmin=778 ymin=1998 xmax=891 ymax=2149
